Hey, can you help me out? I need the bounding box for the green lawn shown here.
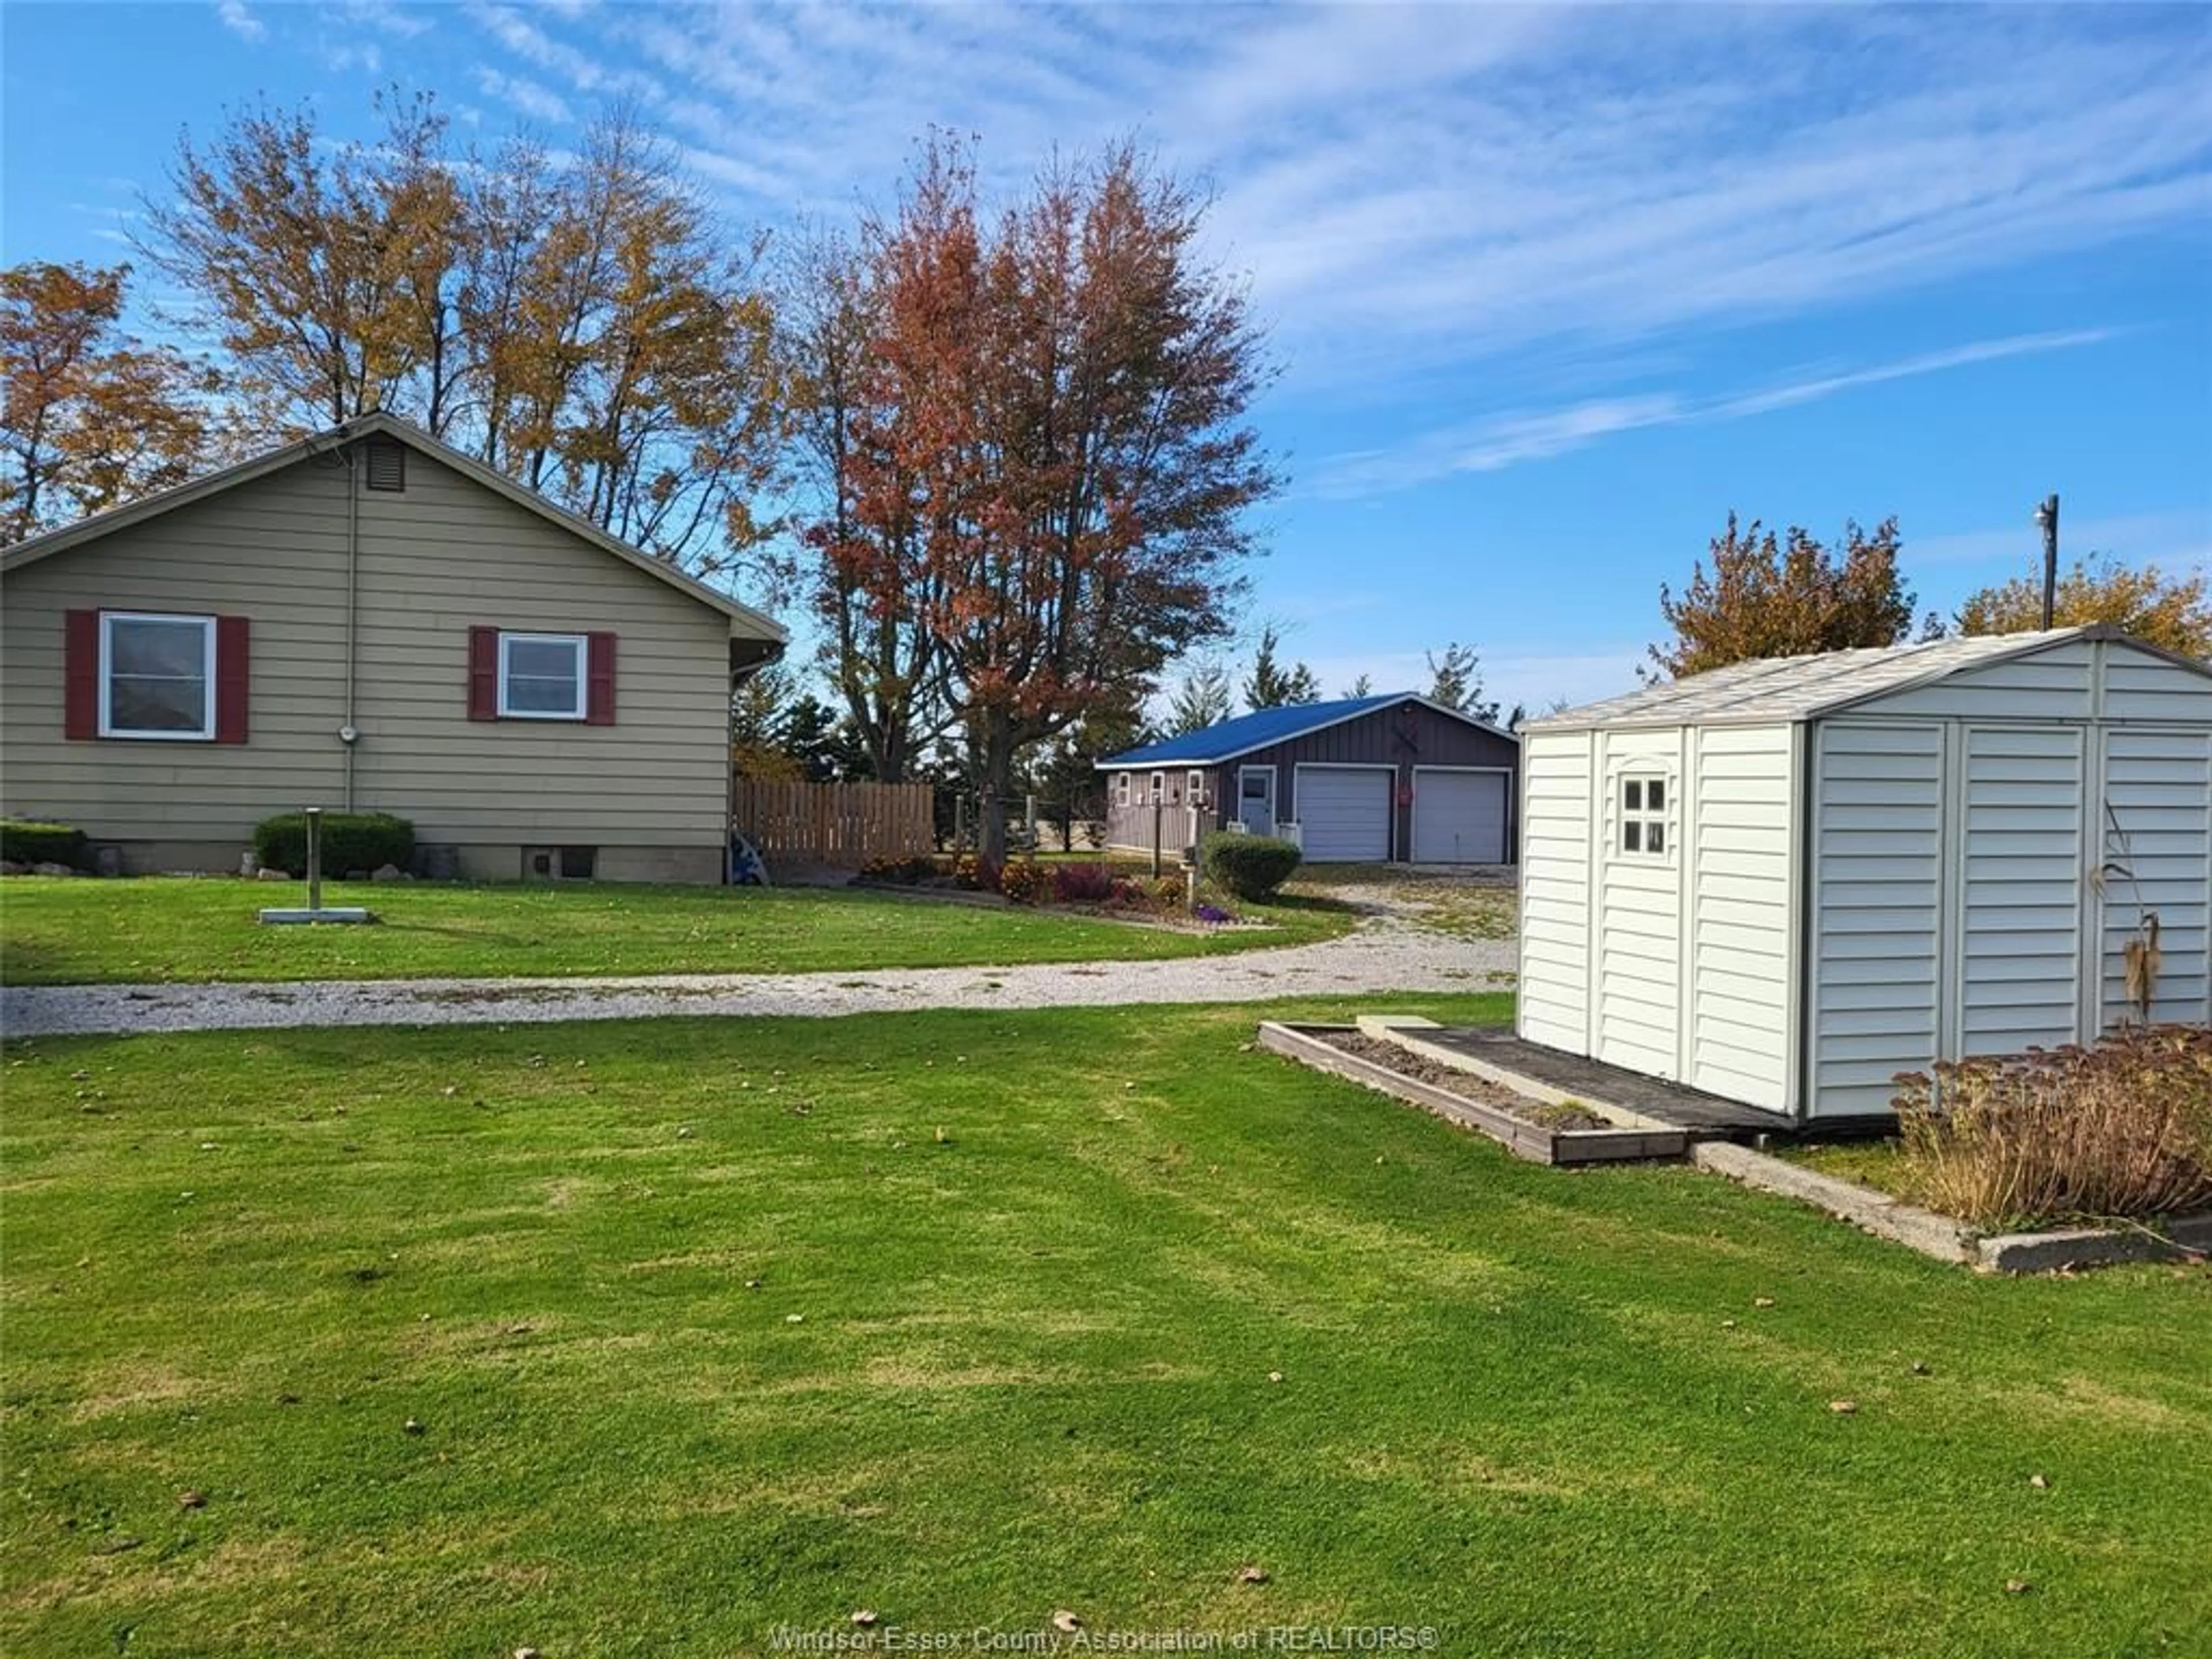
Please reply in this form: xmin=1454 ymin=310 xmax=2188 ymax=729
xmin=5 ymin=995 xmax=2208 ymax=1657
xmin=0 ymin=877 xmax=1354 ymax=986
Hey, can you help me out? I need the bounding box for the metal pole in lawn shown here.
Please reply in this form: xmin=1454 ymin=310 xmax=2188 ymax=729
xmin=305 ymin=806 xmax=324 ymax=915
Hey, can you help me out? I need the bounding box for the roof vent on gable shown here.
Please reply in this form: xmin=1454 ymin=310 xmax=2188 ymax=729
xmin=362 ymin=437 xmax=406 ymax=492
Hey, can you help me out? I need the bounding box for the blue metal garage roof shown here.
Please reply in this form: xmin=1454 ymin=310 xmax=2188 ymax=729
xmin=1103 ymin=693 xmax=1424 ymax=767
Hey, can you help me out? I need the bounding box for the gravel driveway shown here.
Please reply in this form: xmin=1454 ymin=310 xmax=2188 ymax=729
xmin=1 ymin=914 xmax=1514 ymax=1039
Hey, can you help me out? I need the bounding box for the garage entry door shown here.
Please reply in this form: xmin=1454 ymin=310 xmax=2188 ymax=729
xmin=1295 ymin=766 xmax=1392 ymax=861
xmin=1411 ymin=770 xmax=1508 ymax=863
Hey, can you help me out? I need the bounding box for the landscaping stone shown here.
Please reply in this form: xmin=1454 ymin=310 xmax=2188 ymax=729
xmin=372 ymin=863 xmax=409 ymax=882
xmin=1694 ymin=1141 xmax=1974 ymax=1263
xmin=1696 ymin=1141 xmax=2212 ymax=1274
xmin=256 ymin=868 xmax=292 ymax=881
xmin=0 ymin=861 xmax=24 ymax=876
xmin=1976 ymin=1212 xmax=2212 ymax=1274
xmin=31 ymin=861 xmax=77 ymax=877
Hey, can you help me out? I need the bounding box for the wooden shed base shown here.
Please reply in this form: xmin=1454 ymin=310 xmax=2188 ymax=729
xmin=1256 ymin=1023 xmax=1688 ymax=1166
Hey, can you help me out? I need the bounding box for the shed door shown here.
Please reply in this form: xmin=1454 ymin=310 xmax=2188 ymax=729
xmin=1295 ymin=766 xmax=1392 ymax=861
xmin=1959 ymin=725 xmax=2085 ymax=1054
xmin=1412 ymin=771 xmax=1508 ymax=863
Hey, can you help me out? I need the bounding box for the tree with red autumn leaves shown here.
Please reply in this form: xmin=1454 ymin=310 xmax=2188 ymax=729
xmin=793 ymin=135 xmax=1280 ymax=860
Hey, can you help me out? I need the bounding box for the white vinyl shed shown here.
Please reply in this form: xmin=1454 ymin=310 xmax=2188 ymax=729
xmin=1517 ymin=627 xmax=2212 ymax=1121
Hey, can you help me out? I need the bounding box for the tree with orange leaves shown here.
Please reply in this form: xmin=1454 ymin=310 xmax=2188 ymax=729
xmin=1647 ymin=513 xmax=1925 ymax=680
xmin=805 ymin=135 xmax=1280 ymax=858
xmin=1 ymin=262 xmax=218 ymax=543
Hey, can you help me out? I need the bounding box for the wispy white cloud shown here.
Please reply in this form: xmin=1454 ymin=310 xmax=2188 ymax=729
xmin=467 ymin=2 xmax=662 ymax=101
xmin=474 ymin=67 xmax=573 ymax=127
xmin=1308 ymin=328 xmax=2125 ymax=498
xmin=213 ymin=0 xmax=264 ymax=44
xmin=450 ymin=6 xmax=2209 ymax=392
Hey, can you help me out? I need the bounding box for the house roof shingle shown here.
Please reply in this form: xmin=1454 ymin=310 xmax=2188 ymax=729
xmin=0 ymin=411 xmax=786 ymax=644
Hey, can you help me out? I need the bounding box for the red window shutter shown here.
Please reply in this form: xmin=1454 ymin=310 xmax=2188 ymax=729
xmin=214 ymin=616 xmax=251 ymax=743
xmin=586 ymin=632 xmax=616 ymax=725
xmin=64 ymin=609 xmax=100 ymax=740
xmin=468 ymin=626 xmax=500 ymax=720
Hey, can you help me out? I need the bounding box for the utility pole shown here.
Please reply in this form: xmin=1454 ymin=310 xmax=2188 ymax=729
xmin=2035 ymin=494 xmax=2060 ymax=630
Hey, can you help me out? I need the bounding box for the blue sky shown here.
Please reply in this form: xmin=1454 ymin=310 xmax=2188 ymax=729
xmin=4 ymin=2 xmax=2208 ymax=713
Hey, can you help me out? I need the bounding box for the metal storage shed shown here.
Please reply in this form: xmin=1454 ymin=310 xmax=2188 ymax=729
xmin=1516 ymin=627 xmax=2212 ymax=1121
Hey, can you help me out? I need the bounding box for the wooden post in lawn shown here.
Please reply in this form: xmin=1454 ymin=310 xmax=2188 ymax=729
xmin=1152 ymin=794 xmax=1163 ymax=878
xmin=305 ymin=806 xmax=323 ymax=914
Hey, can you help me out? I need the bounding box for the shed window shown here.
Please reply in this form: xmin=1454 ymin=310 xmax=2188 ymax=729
xmin=1620 ymin=774 xmax=1668 ymax=855
xmin=499 ymin=632 xmax=588 ymax=719
xmin=1115 ymin=772 xmax=1131 ymax=808
xmin=1188 ymin=770 xmax=1206 ymax=805
xmin=101 ymin=612 xmax=215 ymax=739
xmin=1150 ymin=771 xmax=1165 ymax=803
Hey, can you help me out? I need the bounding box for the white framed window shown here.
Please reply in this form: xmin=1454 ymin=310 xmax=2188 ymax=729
xmin=100 ymin=612 xmax=215 ymax=740
xmin=1187 ymin=769 xmax=1206 ymax=805
xmin=498 ymin=632 xmax=588 ymax=720
xmin=1115 ymin=772 xmax=1131 ymax=807
xmin=1150 ymin=770 xmax=1165 ymax=804
xmin=1619 ymin=774 xmax=1669 ymax=856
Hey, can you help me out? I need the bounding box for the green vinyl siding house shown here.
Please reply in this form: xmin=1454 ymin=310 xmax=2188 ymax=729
xmin=1 ymin=414 xmax=784 ymax=882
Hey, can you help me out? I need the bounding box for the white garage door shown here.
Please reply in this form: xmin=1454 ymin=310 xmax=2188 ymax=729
xmin=1295 ymin=767 xmax=1392 ymax=861
xmin=1412 ymin=770 xmax=1508 ymax=863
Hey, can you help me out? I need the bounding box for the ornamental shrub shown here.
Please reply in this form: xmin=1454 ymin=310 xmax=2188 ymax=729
xmin=998 ymin=858 xmax=1051 ymax=905
xmin=1892 ymin=1025 xmax=2212 ymax=1228
xmin=858 ymin=854 xmax=934 ymax=885
xmin=1051 ymin=862 xmax=1119 ymax=904
xmin=0 ymin=818 xmax=88 ymax=869
xmin=1202 ymin=832 xmax=1301 ymax=899
xmin=253 ymin=812 xmax=415 ymax=878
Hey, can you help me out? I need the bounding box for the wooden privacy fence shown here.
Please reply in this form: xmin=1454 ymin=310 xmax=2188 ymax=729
xmin=731 ymin=779 xmax=935 ymax=868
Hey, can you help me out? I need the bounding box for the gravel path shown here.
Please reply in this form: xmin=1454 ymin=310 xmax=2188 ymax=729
xmin=0 ymin=916 xmax=1515 ymax=1039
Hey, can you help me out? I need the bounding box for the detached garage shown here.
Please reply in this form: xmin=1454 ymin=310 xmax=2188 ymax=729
xmin=1517 ymin=627 xmax=2212 ymax=1122
xmin=1099 ymin=692 xmax=1519 ymax=864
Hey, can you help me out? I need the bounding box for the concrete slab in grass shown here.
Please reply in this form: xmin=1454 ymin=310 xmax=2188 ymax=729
xmin=1695 ymin=1141 xmax=2212 ymax=1274
xmin=1693 ymin=1142 xmax=1975 ymax=1264
xmin=1978 ymin=1212 xmax=2212 ymax=1274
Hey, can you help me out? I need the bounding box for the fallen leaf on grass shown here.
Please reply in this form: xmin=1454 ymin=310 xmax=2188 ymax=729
xmin=177 ymin=1490 xmax=206 ymax=1510
xmin=1237 ymin=1565 xmax=1270 ymax=1585
xmin=2029 ymin=1474 xmax=2048 ymax=1489
xmin=1052 ymin=1612 xmax=1082 ymax=1634
xmin=2005 ymin=1579 xmax=2032 ymax=1596
xmin=851 ymin=1611 xmax=879 ymax=1628
xmin=1752 ymin=1297 xmax=1776 ymax=1309
xmin=1828 ymin=1400 xmax=1857 ymax=1415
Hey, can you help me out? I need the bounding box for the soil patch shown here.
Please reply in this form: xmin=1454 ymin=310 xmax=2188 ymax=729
xmin=1324 ymin=1033 xmax=1611 ymax=1130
